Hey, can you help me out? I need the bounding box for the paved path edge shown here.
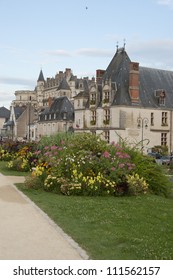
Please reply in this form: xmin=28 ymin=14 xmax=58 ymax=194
xmin=11 ymin=180 xmax=89 ymax=260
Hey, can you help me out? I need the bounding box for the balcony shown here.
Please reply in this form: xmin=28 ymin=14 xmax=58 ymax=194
xmin=90 ymin=120 xmax=96 ymax=126
xmin=89 ymin=100 xmax=96 ymax=108
xmin=102 ymin=98 xmax=110 ymax=107
xmin=103 ymin=119 xmax=110 ymax=125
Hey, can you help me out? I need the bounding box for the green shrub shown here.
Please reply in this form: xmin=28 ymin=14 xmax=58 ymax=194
xmin=125 ymin=147 xmax=172 ymax=197
xmin=126 ymin=173 xmax=149 ymax=196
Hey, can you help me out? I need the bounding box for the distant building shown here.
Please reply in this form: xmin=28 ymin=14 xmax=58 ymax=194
xmin=37 ymin=96 xmax=74 ymax=138
xmin=0 ymin=106 xmax=10 ymax=138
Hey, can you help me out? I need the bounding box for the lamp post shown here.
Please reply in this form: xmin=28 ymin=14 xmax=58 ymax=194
xmin=137 ymin=117 xmax=149 ymax=152
xmin=28 ymin=96 xmax=32 ymax=141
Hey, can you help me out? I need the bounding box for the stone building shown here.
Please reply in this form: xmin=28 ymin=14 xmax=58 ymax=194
xmin=74 ymin=47 xmax=173 ymax=153
xmin=7 ymin=46 xmax=173 ymax=152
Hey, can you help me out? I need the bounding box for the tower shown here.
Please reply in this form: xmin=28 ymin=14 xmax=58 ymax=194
xmin=36 ymin=69 xmax=45 ymax=108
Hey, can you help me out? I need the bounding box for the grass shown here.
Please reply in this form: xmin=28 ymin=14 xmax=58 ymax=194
xmin=1 ymin=159 xmax=173 ymax=260
xmin=16 ymin=184 xmax=173 ymax=260
xmin=0 ymin=161 xmax=29 ymax=176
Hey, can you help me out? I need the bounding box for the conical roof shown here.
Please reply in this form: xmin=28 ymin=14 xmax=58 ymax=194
xmin=37 ymin=69 xmax=45 ymax=82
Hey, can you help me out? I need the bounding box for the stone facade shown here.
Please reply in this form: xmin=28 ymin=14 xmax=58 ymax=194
xmin=5 ymin=46 xmax=173 ymax=154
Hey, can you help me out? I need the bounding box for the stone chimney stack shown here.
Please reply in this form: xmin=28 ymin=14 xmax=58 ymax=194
xmin=96 ymin=69 xmax=105 ymax=83
xmin=129 ymin=62 xmax=139 ymax=103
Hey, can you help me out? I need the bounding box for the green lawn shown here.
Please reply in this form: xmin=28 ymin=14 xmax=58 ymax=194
xmin=16 ymin=185 xmax=173 ymax=260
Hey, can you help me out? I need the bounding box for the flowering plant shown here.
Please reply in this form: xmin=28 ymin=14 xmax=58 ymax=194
xmin=126 ymin=173 xmax=149 ymax=195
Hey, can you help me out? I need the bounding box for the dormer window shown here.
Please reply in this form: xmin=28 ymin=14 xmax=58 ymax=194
xmin=155 ymin=89 xmax=166 ymax=106
xmin=90 ymin=93 xmax=96 ymax=105
xmin=159 ymin=94 xmax=165 ymax=106
xmin=103 ymin=91 xmax=110 ymax=103
xmin=63 ymin=112 xmax=67 ymax=120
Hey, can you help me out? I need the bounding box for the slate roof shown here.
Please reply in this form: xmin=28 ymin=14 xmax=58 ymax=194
xmin=139 ymin=67 xmax=173 ymax=108
xmin=74 ymin=91 xmax=89 ymax=99
xmin=39 ymin=96 xmax=74 ymax=122
xmin=57 ymin=78 xmax=71 ymax=91
xmin=99 ymin=47 xmax=173 ymax=108
xmin=37 ymin=69 xmax=45 ymax=82
xmin=0 ymin=106 xmax=10 ymax=119
xmin=14 ymin=106 xmax=26 ymax=119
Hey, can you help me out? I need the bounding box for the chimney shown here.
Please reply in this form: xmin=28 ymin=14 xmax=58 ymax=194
xmin=96 ymin=69 xmax=105 ymax=83
xmin=65 ymin=68 xmax=71 ymax=78
xmin=48 ymin=97 xmax=53 ymax=108
xmin=129 ymin=62 xmax=139 ymax=103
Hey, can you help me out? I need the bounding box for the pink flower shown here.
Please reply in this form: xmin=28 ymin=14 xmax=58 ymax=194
xmin=44 ymin=146 xmax=49 ymax=150
xmin=34 ymin=150 xmax=41 ymax=155
xmin=111 ymin=167 xmax=116 ymax=171
xmin=102 ymin=151 xmax=110 ymax=158
xmin=119 ymin=163 xmax=125 ymax=168
xmin=51 ymin=145 xmax=57 ymax=150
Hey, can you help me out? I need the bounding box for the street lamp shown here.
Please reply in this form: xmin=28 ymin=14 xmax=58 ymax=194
xmin=137 ymin=117 xmax=149 ymax=152
xmin=28 ymin=96 xmax=32 ymax=141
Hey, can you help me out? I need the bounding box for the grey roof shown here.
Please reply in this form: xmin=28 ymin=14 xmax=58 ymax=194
xmin=97 ymin=47 xmax=173 ymax=108
xmin=103 ymin=48 xmax=132 ymax=106
xmin=74 ymin=91 xmax=89 ymax=99
xmin=57 ymin=78 xmax=71 ymax=91
xmin=139 ymin=67 xmax=173 ymax=108
xmin=0 ymin=106 xmax=10 ymax=119
xmin=39 ymin=96 xmax=74 ymax=122
xmin=14 ymin=106 xmax=26 ymax=119
xmin=37 ymin=69 xmax=45 ymax=82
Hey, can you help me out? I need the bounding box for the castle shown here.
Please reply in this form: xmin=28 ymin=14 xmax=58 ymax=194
xmin=2 ymin=46 xmax=173 ymax=153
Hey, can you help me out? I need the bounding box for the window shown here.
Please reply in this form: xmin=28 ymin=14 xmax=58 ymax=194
xmin=103 ymin=109 xmax=110 ymax=125
xmin=90 ymin=93 xmax=96 ymax=105
xmin=151 ymin=112 xmax=154 ymax=126
xmin=104 ymin=130 xmax=110 ymax=143
xmin=103 ymin=91 xmax=110 ymax=103
xmin=162 ymin=112 xmax=168 ymax=126
xmin=161 ymin=133 xmax=167 ymax=146
xmin=63 ymin=112 xmax=67 ymax=120
xmin=159 ymin=95 xmax=165 ymax=105
xmin=90 ymin=110 xmax=96 ymax=125
xmin=159 ymin=90 xmax=166 ymax=106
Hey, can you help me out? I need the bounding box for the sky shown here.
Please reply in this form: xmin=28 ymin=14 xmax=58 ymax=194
xmin=0 ymin=0 xmax=173 ymax=109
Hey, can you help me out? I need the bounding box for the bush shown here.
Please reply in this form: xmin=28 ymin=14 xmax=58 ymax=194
xmin=125 ymin=146 xmax=172 ymax=197
xmin=3 ymin=134 xmax=173 ymax=197
xmin=126 ymin=173 xmax=149 ymax=196
xmin=24 ymin=175 xmax=43 ymax=190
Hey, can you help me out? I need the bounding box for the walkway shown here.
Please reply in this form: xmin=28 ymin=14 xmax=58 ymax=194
xmin=0 ymin=173 xmax=88 ymax=260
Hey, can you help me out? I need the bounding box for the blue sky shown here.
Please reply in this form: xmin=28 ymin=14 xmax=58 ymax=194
xmin=0 ymin=0 xmax=173 ymax=108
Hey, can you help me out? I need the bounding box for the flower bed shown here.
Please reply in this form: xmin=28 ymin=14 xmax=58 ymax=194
xmin=1 ymin=133 xmax=172 ymax=197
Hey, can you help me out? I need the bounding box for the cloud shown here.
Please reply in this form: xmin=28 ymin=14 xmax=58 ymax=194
xmin=157 ymin=0 xmax=173 ymax=8
xmin=127 ymin=39 xmax=173 ymax=70
xmin=0 ymin=91 xmax=14 ymax=108
xmin=0 ymin=77 xmax=35 ymax=87
xmin=76 ymin=48 xmax=113 ymax=57
xmin=45 ymin=49 xmax=72 ymax=57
